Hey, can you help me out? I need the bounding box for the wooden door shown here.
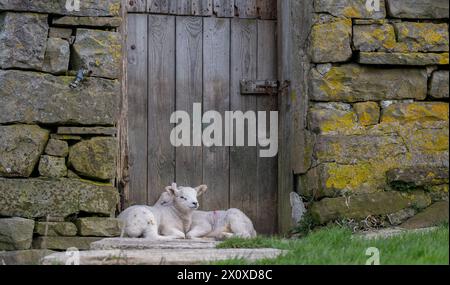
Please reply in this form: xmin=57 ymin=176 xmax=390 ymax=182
xmin=125 ymin=0 xmax=278 ymax=234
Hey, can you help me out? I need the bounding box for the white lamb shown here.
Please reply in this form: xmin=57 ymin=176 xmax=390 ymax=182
xmin=118 ymin=183 xmax=207 ymax=240
xmin=158 ymin=192 xmax=257 ymax=240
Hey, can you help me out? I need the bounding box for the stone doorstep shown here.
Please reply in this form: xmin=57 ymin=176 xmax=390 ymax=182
xmin=41 ymin=248 xmax=286 ymax=265
xmin=354 ymin=227 xmax=439 ymax=240
xmin=90 ymin=238 xmax=220 ymax=250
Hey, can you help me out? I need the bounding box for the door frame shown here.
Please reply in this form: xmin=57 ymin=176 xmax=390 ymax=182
xmin=117 ymin=0 xmax=310 ymax=234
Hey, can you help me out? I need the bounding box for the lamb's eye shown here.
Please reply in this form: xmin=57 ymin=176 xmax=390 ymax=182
xmin=180 ymin=196 xmax=187 ymax=200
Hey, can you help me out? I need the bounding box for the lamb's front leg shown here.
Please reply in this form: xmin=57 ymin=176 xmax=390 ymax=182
xmin=161 ymin=228 xmax=186 ymax=239
xmin=186 ymin=226 xmax=212 ymax=240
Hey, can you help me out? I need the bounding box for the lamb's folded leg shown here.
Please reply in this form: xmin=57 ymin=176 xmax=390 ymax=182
xmin=161 ymin=228 xmax=186 ymax=239
xmin=186 ymin=227 xmax=212 ymax=239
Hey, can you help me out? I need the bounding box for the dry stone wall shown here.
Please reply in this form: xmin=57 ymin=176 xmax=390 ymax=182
xmin=299 ymin=0 xmax=449 ymax=229
xmin=0 ymin=0 xmax=123 ymax=255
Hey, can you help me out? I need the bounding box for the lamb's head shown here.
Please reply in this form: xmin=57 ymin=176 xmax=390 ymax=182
xmin=165 ymin=183 xmax=207 ymax=212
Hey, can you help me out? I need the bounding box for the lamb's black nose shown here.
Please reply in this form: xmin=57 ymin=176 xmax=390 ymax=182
xmin=192 ymin=202 xmax=198 ymax=206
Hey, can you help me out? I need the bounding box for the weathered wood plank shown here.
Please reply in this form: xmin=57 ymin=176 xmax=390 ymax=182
xmin=127 ymin=0 xmax=147 ymax=12
xmin=277 ymin=0 xmax=292 ymax=235
xmin=177 ymin=0 xmax=192 ymax=15
xmin=175 ymin=17 xmax=203 ymax=188
xmin=229 ymin=19 xmax=258 ymax=227
xmin=169 ymin=0 xmax=179 ymax=14
xmin=192 ymin=0 xmax=213 ymax=16
xmin=126 ymin=14 xmax=148 ymax=206
xmin=276 ymin=0 xmax=314 ymax=234
xmin=148 ymin=0 xmax=170 ymax=13
xmin=147 ymin=15 xmax=176 ymax=204
xmin=118 ymin=0 xmax=129 ymax=211
xmin=256 ymin=20 xmax=278 ymax=234
xmin=235 ymin=0 xmax=257 ymax=18
xmin=257 ymin=0 xmax=277 ymax=20
xmin=213 ymin=0 xmax=234 ymax=17
xmin=202 ymin=17 xmax=231 ymax=211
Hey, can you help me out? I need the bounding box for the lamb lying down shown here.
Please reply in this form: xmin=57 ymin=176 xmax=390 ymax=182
xmin=118 ymin=183 xmax=207 ymax=240
xmin=159 ymin=192 xmax=257 ymax=240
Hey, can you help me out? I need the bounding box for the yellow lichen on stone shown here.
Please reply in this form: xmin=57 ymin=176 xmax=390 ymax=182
xmin=439 ymin=53 xmax=449 ymax=64
xmin=320 ymin=112 xmax=358 ymax=134
xmin=319 ymin=67 xmax=347 ymax=99
xmin=343 ymin=6 xmax=362 ymax=18
xmin=109 ymin=3 xmax=121 ymax=16
xmin=324 ymin=160 xmax=401 ymax=193
xmin=354 ymin=102 xmax=380 ymax=126
xmin=325 ymin=163 xmax=373 ymax=191
xmin=382 ymin=102 xmax=449 ymax=124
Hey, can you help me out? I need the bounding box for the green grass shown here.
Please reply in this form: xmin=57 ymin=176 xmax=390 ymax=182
xmin=214 ymin=225 xmax=449 ymax=265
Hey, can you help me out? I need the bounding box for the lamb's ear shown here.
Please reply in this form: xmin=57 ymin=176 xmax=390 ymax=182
xmin=165 ymin=183 xmax=180 ymax=196
xmin=195 ymin=185 xmax=208 ymax=196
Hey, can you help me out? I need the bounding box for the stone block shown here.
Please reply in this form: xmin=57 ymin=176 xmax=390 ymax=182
xmin=386 ymin=166 xmax=449 ymax=190
xmin=310 ymin=191 xmax=431 ymax=224
xmin=310 ymin=64 xmax=428 ymax=102
xmin=314 ymin=0 xmax=386 ymax=19
xmin=429 ymin=70 xmax=449 ymax=99
xmin=358 ymin=52 xmax=449 ymax=65
xmin=75 ymin=218 xmax=123 ymax=237
xmin=0 ymin=12 xmax=48 ymax=69
xmin=45 ymin=139 xmax=69 ymax=157
xmin=32 ymin=237 xmax=102 ymax=251
xmin=42 ymin=38 xmax=70 ymax=75
xmin=401 ymin=201 xmax=449 ymax=229
xmin=386 ymin=0 xmax=449 ymax=19
xmin=68 ymin=137 xmax=117 ymax=181
xmin=0 ymin=178 xmax=119 ymax=218
xmin=38 ymin=156 xmax=68 ymax=178
xmin=0 ymin=0 xmax=121 ymax=16
xmin=308 ymin=103 xmax=358 ymax=134
xmin=353 ymin=102 xmax=380 ymax=126
xmin=0 ymin=218 xmax=35 ymax=251
xmin=34 ymin=222 xmax=78 ymax=237
xmin=0 ymin=70 xmax=120 ymax=125
xmin=53 ymin=16 xmax=122 ymax=27
xmin=309 ymin=19 xmax=353 ymax=63
xmin=381 ymin=102 xmax=449 ymax=124
xmin=71 ymin=29 xmax=121 ymax=79
xmin=0 ymin=125 xmax=49 ymax=178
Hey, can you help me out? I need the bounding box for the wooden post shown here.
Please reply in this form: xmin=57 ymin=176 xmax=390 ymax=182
xmin=277 ymin=0 xmax=313 ymax=234
xmin=118 ymin=0 xmax=130 ymax=211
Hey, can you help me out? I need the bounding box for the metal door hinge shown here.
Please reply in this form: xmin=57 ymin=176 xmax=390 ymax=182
xmin=240 ymin=80 xmax=290 ymax=95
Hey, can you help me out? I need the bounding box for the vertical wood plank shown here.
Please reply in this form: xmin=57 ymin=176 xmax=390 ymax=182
xmin=147 ymin=15 xmax=176 ymax=204
xmin=118 ymin=0 xmax=129 ymax=211
xmin=257 ymin=0 xmax=277 ymax=20
xmin=202 ymin=17 xmax=230 ymax=211
xmin=127 ymin=0 xmax=147 ymax=12
xmin=192 ymin=0 xmax=213 ymax=16
xmin=256 ymin=20 xmax=278 ymax=234
xmin=169 ymin=0 xmax=178 ymax=14
xmin=213 ymin=0 xmax=234 ymax=17
xmin=229 ymin=19 xmax=258 ymax=228
xmin=235 ymin=0 xmax=257 ymax=18
xmin=148 ymin=0 xmax=170 ymax=13
xmin=175 ymin=16 xmax=203 ymax=188
xmin=177 ymin=0 xmax=192 ymax=15
xmin=127 ymin=14 xmax=148 ymax=206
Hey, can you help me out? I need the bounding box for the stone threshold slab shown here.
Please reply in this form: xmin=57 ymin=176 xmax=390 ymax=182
xmin=42 ymin=248 xmax=286 ymax=265
xmin=90 ymin=238 xmax=220 ymax=250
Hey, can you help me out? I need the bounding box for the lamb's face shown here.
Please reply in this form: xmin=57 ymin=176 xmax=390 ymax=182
xmin=165 ymin=183 xmax=208 ymax=212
